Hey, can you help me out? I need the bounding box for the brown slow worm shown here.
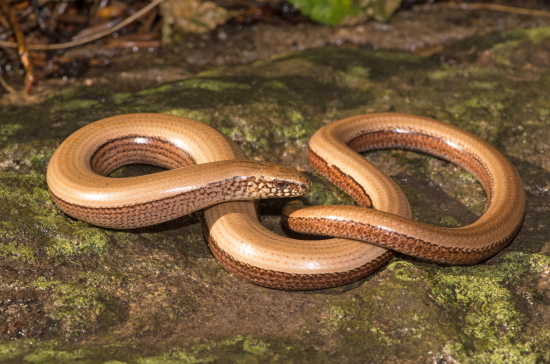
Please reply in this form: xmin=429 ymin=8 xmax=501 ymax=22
xmin=46 ymin=113 xmax=525 ymax=290
xmin=283 ymin=113 xmax=525 ymax=265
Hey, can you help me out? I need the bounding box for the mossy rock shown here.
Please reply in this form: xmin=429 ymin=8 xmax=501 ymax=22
xmin=1 ymin=26 xmax=549 ymax=363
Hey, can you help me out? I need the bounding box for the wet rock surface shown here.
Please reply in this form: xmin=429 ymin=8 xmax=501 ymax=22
xmin=1 ymin=19 xmax=549 ymax=364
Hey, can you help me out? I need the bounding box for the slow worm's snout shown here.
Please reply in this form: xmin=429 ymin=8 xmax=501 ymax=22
xmin=244 ymin=160 xmax=311 ymax=198
xmin=272 ymin=167 xmax=312 ymax=197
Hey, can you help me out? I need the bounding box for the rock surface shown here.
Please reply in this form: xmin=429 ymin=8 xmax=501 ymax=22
xmin=1 ymin=26 xmax=549 ymax=363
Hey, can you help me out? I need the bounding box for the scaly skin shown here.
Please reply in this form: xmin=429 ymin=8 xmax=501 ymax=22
xmin=47 ymin=113 xmax=523 ymax=289
xmin=47 ymin=113 xmax=395 ymax=290
xmin=283 ymin=113 xmax=526 ymax=265
xmin=46 ymin=114 xmax=310 ymax=229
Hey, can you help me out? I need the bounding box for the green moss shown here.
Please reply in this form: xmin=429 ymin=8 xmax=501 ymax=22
xmin=136 ymin=83 xmax=175 ymax=96
xmin=531 ymin=329 xmax=550 ymax=362
xmin=178 ymin=78 xmax=251 ymax=92
xmin=307 ymin=266 xmax=454 ymax=361
xmin=523 ymin=26 xmax=550 ymax=43
xmin=219 ymin=125 xmax=269 ymax=151
xmin=310 ymin=257 xmax=547 ymax=362
xmin=29 ymin=278 xmax=122 ymax=338
xmin=136 ymin=351 xmax=205 ymax=364
xmin=216 ymin=336 xmax=272 ymax=357
xmin=459 ymin=344 xmax=537 ymax=364
xmin=135 ymin=336 xmax=272 ymax=363
xmin=320 ymin=305 xmax=347 ymax=334
xmin=51 ymin=99 xmax=102 ymax=112
xmin=23 ymin=349 xmax=87 ymax=363
xmin=45 ymin=227 xmax=110 ymax=257
xmin=469 ymin=81 xmax=500 ymax=90
xmin=493 ymin=252 xmax=543 ymax=283
xmin=367 ymin=326 xmax=401 ymax=346
xmin=0 ymin=123 xmax=24 ymax=143
xmin=304 ymin=173 xmax=355 ymax=206
xmin=242 ymin=337 xmax=270 ymax=355
xmin=213 ymin=101 xmax=316 ymax=155
xmin=463 ymin=95 xmax=505 ymax=116
xmin=438 ymin=215 xmax=462 ymax=227
xmin=0 ymin=241 xmax=35 ymax=260
xmin=77 ymin=271 xmax=126 ymax=289
xmin=162 ymin=108 xmax=211 ymax=123
xmin=491 ymin=27 xmax=550 ymax=58
xmin=428 ymin=69 xmax=451 ymax=81
xmin=334 ymin=65 xmax=371 ymax=87
xmin=260 ymin=80 xmax=290 ymax=91
xmin=0 ymin=173 xmax=113 ymax=259
xmin=386 ymin=260 xmax=429 ymax=282
xmin=111 ymin=92 xmax=134 ymax=104
xmin=289 ymin=0 xmax=361 ymax=26
xmin=528 ymin=253 xmax=550 ymax=274
xmin=0 ymin=342 xmax=22 ymax=361
xmin=440 ymin=83 xmax=512 ymax=135
xmin=430 ymin=271 xmax=524 ymax=351
xmin=273 ymin=110 xmax=315 ymax=140
xmin=297 ymin=0 xmax=358 ymax=25
xmin=0 ymin=342 xmax=45 ymax=362
xmin=289 ymin=110 xmax=305 ymax=124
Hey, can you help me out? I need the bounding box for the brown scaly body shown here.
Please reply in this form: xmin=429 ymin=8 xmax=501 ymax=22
xmin=47 ymin=113 xmax=525 ymax=290
xmin=283 ymin=113 xmax=525 ymax=265
xmin=47 ymin=113 xmax=391 ymax=290
xmin=46 ymin=114 xmax=310 ymax=229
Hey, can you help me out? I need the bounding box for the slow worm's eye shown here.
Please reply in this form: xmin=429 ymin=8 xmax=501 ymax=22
xmin=274 ymin=180 xmax=288 ymax=189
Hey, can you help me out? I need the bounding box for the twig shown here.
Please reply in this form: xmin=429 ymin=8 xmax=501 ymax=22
xmin=71 ymin=18 xmax=122 ymax=41
xmin=416 ymin=2 xmax=550 ymax=18
xmin=0 ymin=71 xmax=21 ymax=95
xmin=139 ymin=6 xmax=159 ymax=34
xmin=0 ymin=7 xmax=10 ymax=30
xmin=0 ymin=1 xmax=35 ymax=93
xmin=0 ymin=0 xmax=165 ymax=51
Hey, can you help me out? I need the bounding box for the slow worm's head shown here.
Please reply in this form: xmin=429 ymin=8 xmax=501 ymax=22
xmin=246 ymin=161 xmax=311 ymax=198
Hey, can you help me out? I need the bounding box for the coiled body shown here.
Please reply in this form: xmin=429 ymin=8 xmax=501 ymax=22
xmin=46 ymin=113 xmax=525 ymax=290
xmin=284 ymin=113 xmax=525 ymax=264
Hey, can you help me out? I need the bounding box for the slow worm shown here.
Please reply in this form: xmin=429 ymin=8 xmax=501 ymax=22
xmin=283 ymin=113 xmax=526 ymax=265
xmin=46 ymin=113 xmax=525 ymax=290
